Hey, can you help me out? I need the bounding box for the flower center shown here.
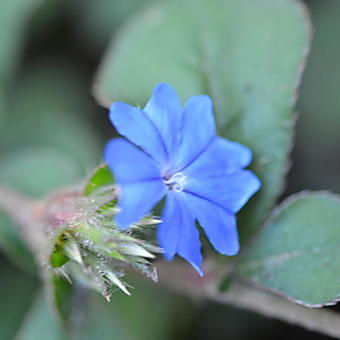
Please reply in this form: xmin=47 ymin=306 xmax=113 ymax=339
xmin=163 ymin=172 xmax=187 ymax=192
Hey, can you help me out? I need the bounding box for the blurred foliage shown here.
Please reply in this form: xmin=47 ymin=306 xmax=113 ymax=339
xmin=17 ymin=279 xmax=195 ymax=340
xmin=0 ymin=0 xmax=339 ymax=339
xmin=293 ymin=0 xmax=340 ymax=193
xmin=0 ymin=0 xmax=40 ymax=90
xmin=15 ymin=293 xmax=67 ymax=340
xmin=0 ymin=213 xmax=35 ymax=271
xmin=0 ymin=58 xmax=103 ymax=273
xmin=71 ymin=0 xmax=162 ymax=52
xmin=0 ymin=258 xmax=37 ymax=340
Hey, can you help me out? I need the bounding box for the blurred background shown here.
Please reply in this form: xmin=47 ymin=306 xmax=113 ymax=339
xmin=0 ymin=0 xmax=339 ymax=339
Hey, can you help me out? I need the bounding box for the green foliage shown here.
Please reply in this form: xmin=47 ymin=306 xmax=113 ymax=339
xmin=50 ymin=275 xmax=75 ymax=326
xmin=95 ymin=0 xmax=311 ymax=241
xmin=15 ymin=293 xmax=67 ymax=340
xmin=0 ymin=0 xmax=40 ymax=89
xmin=0 ymin=259 xmax=37 ymax=340
xmin=50 ymin=236 xmax=70 ymax=268
xmin=46 ymin=186 xmax=161 ymax=300
xmin=295 ymin=0 xmax=340 ymax=192
xmin=85 ymin=164 xmax=114 ymax=196
xmin=72 ymin=0 xmax=163 ymax=51
xmin=239 ymin=192 xmax=340 ymax=306
xmin=0 ymin=0 xmax=42 ymax=272
xmin=95 ymin=278 xmax=194 ymax=340
xmin=2 ymin=0 xmax=340 ymax=338
xmin=2 ymin=60 xmax=102 ymax=176
xmin=0 ymin=148 xmax=81 ymax=197
xmin=17 ymin=285 xmax=194 ymax=340
xmin=0 ymin=213 xmax=35 ymax=271
xmin=0 ymin=60 xmax=103 ymax=271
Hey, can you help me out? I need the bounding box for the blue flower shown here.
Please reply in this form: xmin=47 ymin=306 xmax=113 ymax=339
xmin=105 ymin=83 xmax=260 ymax=275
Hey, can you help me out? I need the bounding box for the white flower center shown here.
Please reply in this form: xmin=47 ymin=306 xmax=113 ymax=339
xmin=164 ymin=172 xmax=187 ymax=192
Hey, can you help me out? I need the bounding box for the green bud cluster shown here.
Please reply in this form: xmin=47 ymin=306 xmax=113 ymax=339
xmin=45 ymin=166 xmax=162 ymax=300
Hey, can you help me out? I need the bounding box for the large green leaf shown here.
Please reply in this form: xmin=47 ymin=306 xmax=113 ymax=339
xmin=94 ymin=0 xmax=311 ymax=240
xmin=238 ymin=192 xmax=340 ymax=306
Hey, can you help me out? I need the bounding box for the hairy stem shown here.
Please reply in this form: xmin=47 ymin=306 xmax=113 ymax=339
xmin=0 ymin=185 xmax=30 ymax=222
xmin=158 ymin=262 xmax=340 ymax=339
xmin=0 ymin=185 xmax=43 ymax=254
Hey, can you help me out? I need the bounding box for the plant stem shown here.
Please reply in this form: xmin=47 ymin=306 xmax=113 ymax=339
xmin=0 ymin=185 xmax=42 ymax=254
xmin=158 ymin=261 xmax=340 ymax=339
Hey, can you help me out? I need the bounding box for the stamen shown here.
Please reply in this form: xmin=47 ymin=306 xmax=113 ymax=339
xmin=164 ymin=172 xmax=187 ymax=192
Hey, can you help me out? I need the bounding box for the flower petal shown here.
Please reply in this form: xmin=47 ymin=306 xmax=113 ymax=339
xmin=172 ymin=95 xmax=216 ymax=171
xmin=109 ymin=102 xmax=168 ymax=166
xmin=104 ymin=138 xmax=165 ymax=229
xmin=104 ymin=138 xmax=162 ymax=183
xmin=144 ymin=83 xmax=182 ymax=155
xmin=116 ymin=180 xmax=166 ymax=229
xmin=183 ymin=193 xmax=239 ymax=255
xmin=184 ymin=136 xmax=252 ymax=175
xmin=184 ymin=169 xmax=261 ymax=214
xmin=157 ymin=192 xmax=203 ymax=275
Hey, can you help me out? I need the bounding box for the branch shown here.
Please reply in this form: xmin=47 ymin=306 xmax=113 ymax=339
xmin=157 ymin=261 xmax=340 ymax=339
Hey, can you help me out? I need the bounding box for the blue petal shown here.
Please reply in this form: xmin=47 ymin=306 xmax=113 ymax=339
xmin=109 ymin=101 xmax=168 ymax=166
xmin=157 ymin=192 xmax=203 ymax=275
xmin=172 ymin=95 xmax=216 ymax=171
xmin=184 ymin=136 xmax=252 ymax=175
xmin=183 ymin=193 xmax=239 ymax=255
xmin=144 ymin=83 xmax=182 ymax=156
xmin=116 ymin=181 xmax=166 ymax=229
xmin=104 ymin=138 xmax=165 ymax=229
xmin=184 ymin=168 xmax=261 ymax=214
xmin=104 ymin=138 xmax=162 ymax=183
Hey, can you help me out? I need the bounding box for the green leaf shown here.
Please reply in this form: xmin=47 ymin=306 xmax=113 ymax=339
xmin=0 ymin=0 xmax=41 ymax=89
xmin=94 ymin=0 xmax=311 ymax=240
xmin=84 ymin=164 xmax=114 ymax=196
xmin=50 ymin=248 xmax=69 ymax=268
xmin=49 ymin=274 xmax=77 ymax=327
xmin=238 ymin=191 xmax=340 ymax=307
